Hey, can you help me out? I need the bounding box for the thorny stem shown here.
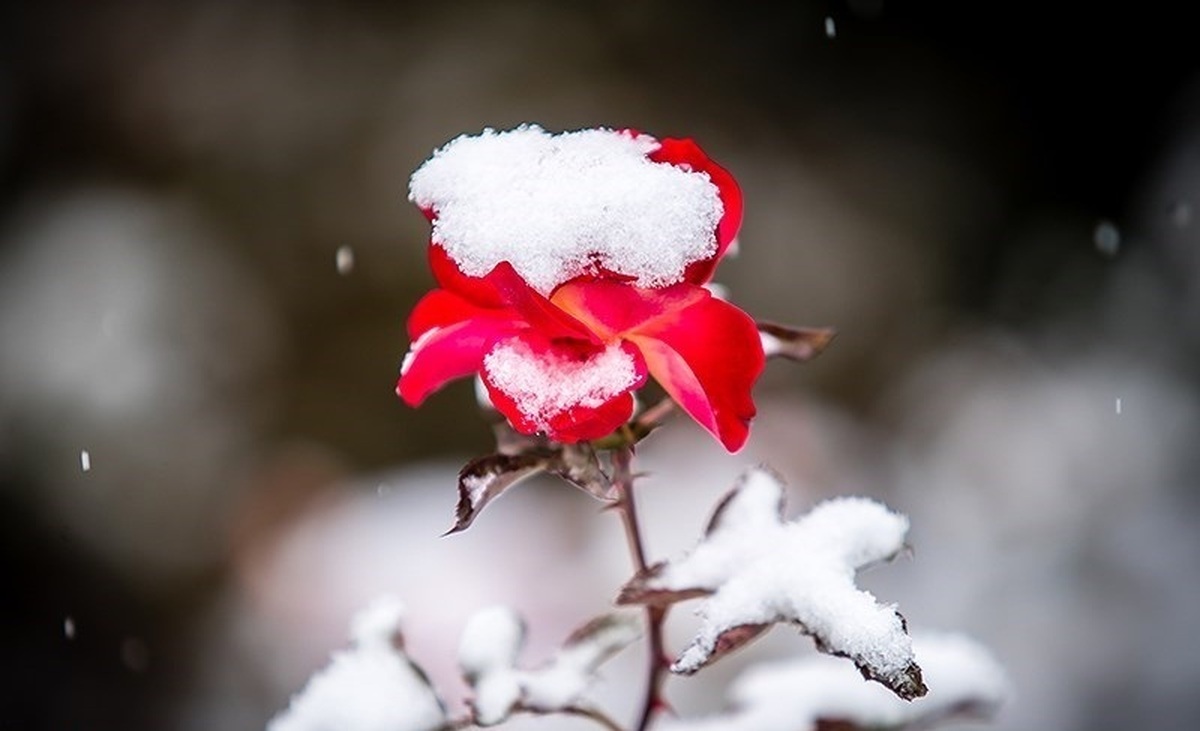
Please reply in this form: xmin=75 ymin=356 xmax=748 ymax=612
xmin=635 ymin=397 xmax=676 ymax=434
xmin=612 ymin=445 xmax=669 ymax=731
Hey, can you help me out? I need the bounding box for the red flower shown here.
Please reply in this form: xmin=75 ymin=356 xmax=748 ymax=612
xmin=397 ymin=128 xmax=764 ymax=452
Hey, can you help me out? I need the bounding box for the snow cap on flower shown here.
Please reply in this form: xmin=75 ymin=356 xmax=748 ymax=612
xmin=409 ymin=124 xmax=724 ymax=295
xmin=398 ymin=125 xmax=761 ymax=451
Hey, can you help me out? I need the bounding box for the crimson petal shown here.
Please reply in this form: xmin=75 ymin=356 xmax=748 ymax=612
xmin=406 ymin=288 xmax=512 ymax=340
xmin=551 ymin=279 xmax=708 ymax=339
xmin=484 ymin=262 xmax=601 ymax=344
xmin=428 ymin=244 xmax=507 ymax=308
xmin=626 ymin=294 xmax=764 ymax=452
xmin=397 ymin=290 xmax=523 ymax=405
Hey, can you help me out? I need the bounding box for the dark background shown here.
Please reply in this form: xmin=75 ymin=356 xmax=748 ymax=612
xmin=2 ymin=1 xmax=1198 ymax=729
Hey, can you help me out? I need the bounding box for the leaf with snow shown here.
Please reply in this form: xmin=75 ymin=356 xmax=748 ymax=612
xmin=267 ymin=595 xmax=447 ymax=731
xmin=758 ymin=321 xmax=837 ymax=362
xmin=618 ymin=467 xmax=926 ymax=700
xmin=458 ymin=606 xmax=641 ymax=726
xmin=659 ymin=632 xmax=1009 ymax=731
xmin=448 ymin=440 xmax=612 ymax=535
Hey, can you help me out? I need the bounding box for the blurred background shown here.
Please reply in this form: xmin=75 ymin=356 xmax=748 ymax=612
xmin=2 ymin=1 xmax=1198 ymax=729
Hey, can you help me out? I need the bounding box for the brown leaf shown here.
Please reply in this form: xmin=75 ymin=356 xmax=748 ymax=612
xmin=548 ymin=443 xmax=614 ymax=501
xmin=448 ymin=442 xmax=614 ymax=535
xmin=557 ymin=612 xmax=643 ymax=668
xmin=446 ymin=453 xmax=551 ymax=535
xmin=669 ymin=623 xmax=770 ymax=675
xmin=758 ymin=321 xmax=837 ymax=362
xmin=617 ymin=562 xmax=711 ymax=607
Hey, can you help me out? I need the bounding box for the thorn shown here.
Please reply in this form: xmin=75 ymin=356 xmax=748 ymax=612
xmin=441 ymin=523 xmax=468 ymax=538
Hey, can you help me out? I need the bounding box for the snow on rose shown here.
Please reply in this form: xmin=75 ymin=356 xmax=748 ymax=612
xmin=396 ymin=125 xmax=763 ymax=451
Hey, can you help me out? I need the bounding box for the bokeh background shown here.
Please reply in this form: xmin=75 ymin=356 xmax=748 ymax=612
xmin=2 ymin=1 xmax=1199 ymax=729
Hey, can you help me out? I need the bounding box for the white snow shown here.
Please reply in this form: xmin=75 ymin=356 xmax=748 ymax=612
xmin=521 ymin=613 xmax=641 ymax=711
xmin=267 ymin=595 xmax=446 ymax=731
xmin=461 ymin=473 xmax=498 ymax=509
xmin=457 ymin=607 xmax=640 ymax=725
xmin=1094 ymin=219 xmax=1121 ymax=256
xmin=759 ymin=332 xmax=787 ymax=358
xmin=409 ymin=125 xmax=723 ymax=294
xmin=336 ymin=245 xmax=355 ymax=274
xmin=459 ymin=605 xmax=525 ymax=678
xmin=349 ymin=594 xmax=407 ymax=648
xmin=483 ymin=339 xmax=638 ymax=431
xmin=458 ymin=606 xmax=525 ymax=725
xmin=661 ymin=632 xmax=1008 ymax=731
xmin=625 ymin=468 xmax=918 ymax=692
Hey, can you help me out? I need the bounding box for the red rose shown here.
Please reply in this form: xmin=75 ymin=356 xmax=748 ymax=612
xmin=397 ymin=126 xmax=764 ymax=452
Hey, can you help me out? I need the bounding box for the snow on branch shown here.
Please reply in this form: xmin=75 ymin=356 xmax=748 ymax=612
xmin=660 ymin=632 xmax=1009 ymax=731
xmin=267 ymin=595 xmax=447 ymax=731
xmin=618 ymin=467 xmax=927 ymax=700
xmin=757 ymin=321 xmax=837 ymax=362
xmin=458 ymin=606 xmax=641 ymax=726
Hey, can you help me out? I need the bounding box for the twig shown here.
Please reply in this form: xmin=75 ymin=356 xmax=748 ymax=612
xmin=446 ymin=704 xmax=626 ymax=731
xmin=556 ymin=705 xmax=627 ymax=731
xmin=612 ymin=445 xmax=669 ymax=731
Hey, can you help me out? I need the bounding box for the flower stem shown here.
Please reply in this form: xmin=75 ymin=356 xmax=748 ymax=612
xmin=612 ymin=445 xmax=668 ymax=731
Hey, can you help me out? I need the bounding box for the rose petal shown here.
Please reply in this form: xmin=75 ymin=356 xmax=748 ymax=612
xmin=406 ymin=288 xmax=511 ymax=340
xmin=429 ymin=244 xmax=507 ymax=308
xmin=485 ymin=262 xmax=601 ymax=344
xmin=550 ymin=279 xmax=708 ymax=339
xmin=397 ymin=314 xmax=523 ymax=406
xmin=649 ymin=137 xmax=743 ymax=284
xmin=626 ymin=295 xmax=763 ymax=452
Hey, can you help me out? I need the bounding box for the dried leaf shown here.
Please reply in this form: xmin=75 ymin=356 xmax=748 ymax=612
xmin=659 ymin=633 xmax=1008 ymax=731
xmin=448 ymin=453 xmax=550 ymax=535
xmin=616 ymin=563 xmax=709 ymax=607
xmin=558 ymin=612 xmax=645 ymax=669
xmin=548 ymin=443 xmax=615 ymax=501
xmin=758 ymin=322 xmax=837 ymax=362
xmin=619 ymin=467 xmax=926 ymax=700
xmin=448 ymin=438 xmax=614 ymax=534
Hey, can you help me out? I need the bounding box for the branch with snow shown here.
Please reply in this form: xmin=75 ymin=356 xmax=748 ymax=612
xmin=757 ymin=321 xmax=837 ymax=362
xmin=619 ymin=467 xmax=926 ymax=700
xmin=266 ymin=595 xmax=447 ymax=731
xmin=659 ymin=632 xmax=1009 ymax=731
xmin=458 ymin=606 xmax=641 ymax=726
